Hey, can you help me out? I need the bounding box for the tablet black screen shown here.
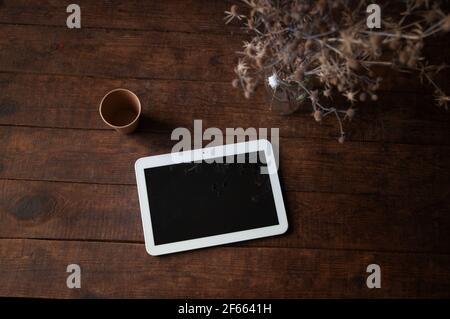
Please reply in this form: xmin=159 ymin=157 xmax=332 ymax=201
xmin=144 ymin=152 xmax=279 ymax=245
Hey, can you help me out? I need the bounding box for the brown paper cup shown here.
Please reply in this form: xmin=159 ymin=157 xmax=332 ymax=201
xmin=99 ymin=88 xmax=141 ymax=134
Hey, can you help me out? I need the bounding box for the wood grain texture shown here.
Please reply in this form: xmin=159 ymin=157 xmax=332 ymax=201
xmin=0 ymin=24 xmax=237 ymax=82
xmin=0 ymin=0 xmax=449 ymax=299
xmin=1 ymin=126 xmax=449 ymax=197
xmin=0 ymin=0 xmax=242 ymax=35
xmin=0 ymin=23 xmax=447 ymax=90
xmin=1 ymin=239 xmax=450 ymax=298
xmin=0 ymin=73 xmax=449 ymax=145
xmin=1 ymin=180 xmax=449 ymax=254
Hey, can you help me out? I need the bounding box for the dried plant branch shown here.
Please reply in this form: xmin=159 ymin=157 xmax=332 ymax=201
xmin=226 ymin=0 xmax=450 ymax=142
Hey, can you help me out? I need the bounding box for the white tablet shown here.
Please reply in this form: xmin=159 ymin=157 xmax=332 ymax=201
xmin=135 ymin=139 xmax=288 ymax=256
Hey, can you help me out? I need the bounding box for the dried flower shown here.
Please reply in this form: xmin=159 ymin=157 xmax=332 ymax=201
xmin=224 ymin=5 xmax=245 ymax=24
xmin=442 ymin=14 xmax=450 ymax=32
xmin=344 ymin=91 xmax=358 ymax=104
xmin=309 ymin=90 xmax=319 ymax=105
xmin=346 ymin=58 xmax=360 ymax=70
xmin=313 ymin=110 xmax=323 ymax=122
xmin=226 ymin=0 xmax=449 ymax=142
xmin=294 ymin=67 xmax=304 ymax=82
xmin=345 ymin=108 xmax=356 ymax=120
xmin=436 ymin=94 xmax=450 ymax=109
xmin=235 ymin=59 xmax=249 ymax=76
xmin=267 ymin=73 xmax=280 ymax=89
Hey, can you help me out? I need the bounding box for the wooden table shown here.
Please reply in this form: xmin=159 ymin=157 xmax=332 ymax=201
xmin=0 ymin=0 xmax=449 ymax=298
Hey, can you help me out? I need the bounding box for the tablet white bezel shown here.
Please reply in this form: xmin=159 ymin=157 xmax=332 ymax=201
xmin=135 ymin=139 xmax=288 ymax=256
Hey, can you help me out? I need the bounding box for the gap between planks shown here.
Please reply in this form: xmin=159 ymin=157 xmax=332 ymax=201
xmin=0 ymin=176 xmax=431 ymax=198
xmin=0 ymin=21 xmax=244 ymax=37
xmin=1 ymin=237 xmax=450 ymax=256
xmin=1 ymin=121 xmax=449 ymax=148
xmin=0 ymin=69 xmax=443 ymax=96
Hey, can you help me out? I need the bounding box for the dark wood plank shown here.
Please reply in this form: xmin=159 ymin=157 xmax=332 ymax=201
xmin=0 ymin=126 xmax=449 ymax=197
xmin=0 ymin=180 xmax=143 ymax=243
xmin=1 ymin=73 xmax=450 ymax=145
xmin=0 ymin=0 xmax=242 ymax=35
xmin=1 ymin=180 xmax=449 ymax=253
xmin=0 ymin=24 xmax=447 ymax=91
xmin=0 ymin=0 xmax=448 ymax=300
xmin=1 ymin=239 xmax=449 ymax=298
xmin=0 ymin=24 xmax=238 ymax=82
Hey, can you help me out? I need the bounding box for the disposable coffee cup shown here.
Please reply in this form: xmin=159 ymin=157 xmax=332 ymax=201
xmin=99 ymin=88 xmax=141 ymax=134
